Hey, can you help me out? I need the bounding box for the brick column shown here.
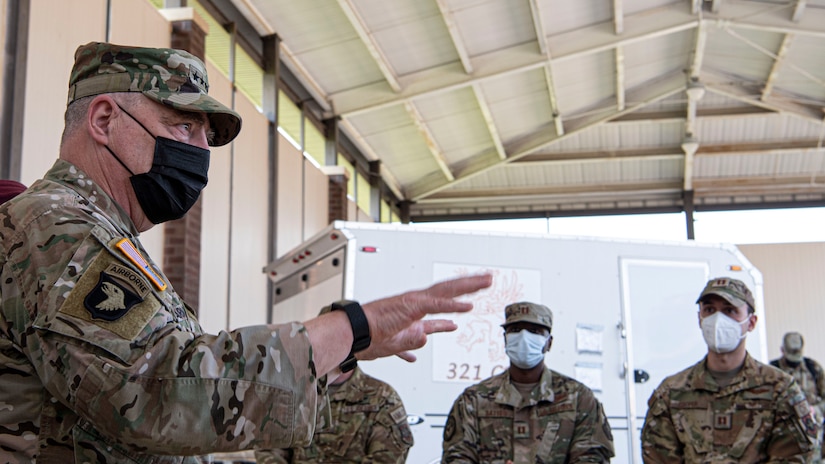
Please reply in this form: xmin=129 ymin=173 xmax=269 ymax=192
xmin=162 ymin=9 xmax=209 ymax=313
xmin=328 ymin=172 xmax=349 ymax=223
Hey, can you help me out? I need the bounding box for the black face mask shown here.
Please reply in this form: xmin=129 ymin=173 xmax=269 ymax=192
xmin=105 ymin=104 xmax=210 ymax=224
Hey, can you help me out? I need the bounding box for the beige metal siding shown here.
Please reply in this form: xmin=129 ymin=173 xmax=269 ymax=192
xmin=738 ymin=242 xmax=825 ymax=366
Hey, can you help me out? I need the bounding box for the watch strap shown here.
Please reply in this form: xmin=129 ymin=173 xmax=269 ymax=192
xmin=331 ymin=300 xmax=371 ymax=372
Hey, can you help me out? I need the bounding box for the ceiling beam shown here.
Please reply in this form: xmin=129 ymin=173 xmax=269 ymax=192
xmin=336 ymin=118 xmax=404 ymax=199
xmin=330 ymin=3 xmax=698 ymax=117
xmin=404 ymin=101 xmax=455 ymax=181
xmin=792 ymin=0 xmax=807 ymax=22
xmin=416 ymin=174 xmax=825 ymax=205
xmin=614 ymin=0 xmax=624 ymax=34
xmin=693 ymin=175 xmax=825 ymax=193
xmin=528 ymin=0 xmax=549 ymax=55
xmin=612 ymin=106 xmax=772 ymax=122
xmin=615 ymin=47 xmax=625 ymax=112
xmin=761 ymin=34 xmax=794 ymax=101
xmin=707 ymin=2 xmax=825 ymax=38
xmin=335 ymin=0 xmax=401 ymax=92
xmin=702 ymin=70 xmax=823 ymax=121
xmin=406 ymin=72 xmax=687 ymax=200
xmin=544 ymin=66 xmax=565 ymax=136
xmin=435 ymin=0 xmax=473 ymax=74
xmin=472 ymin=84 xmax=506 ymax=160
xmin=516 ymin=139 xmax=825 ymax=163
xmin=724 ymin=27 xmax=825 ymax=90
xmin=420 ymin=179 xmax=683 ymax=202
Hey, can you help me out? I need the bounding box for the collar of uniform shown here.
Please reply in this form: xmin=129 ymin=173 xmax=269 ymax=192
xmin=45 ymin=159 xmax=139 ymax=236
xmin=496 ymin=366 xmax=555 ymax=408
xmin=693 ymin=352 xmax=759 ymax=392
xmin=333 ymin=366 xmax=377 ymax=403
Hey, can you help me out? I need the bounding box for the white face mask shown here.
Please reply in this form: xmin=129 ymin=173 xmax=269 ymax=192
xmin=505 ymin=331 xmax=548 ymax=369
xmin=701 ymin=311 xmax=750 ymax=353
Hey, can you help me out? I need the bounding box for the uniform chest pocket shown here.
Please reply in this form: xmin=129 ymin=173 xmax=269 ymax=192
xmin=671 ymin=398 xmax=713 ymax=455
xmin=477 ymin=409 xmax=512 ymax=462
xmin=317 ymin=404 xmax=375 ymax=457
xmin=535 ymin=403 xmax=577 ymax=461
xmin=718 ymin=401 xmax=773 ymax=459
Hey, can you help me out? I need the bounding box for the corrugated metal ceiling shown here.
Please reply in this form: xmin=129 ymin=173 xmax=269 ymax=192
xmin=223 ymin=0 xmax=825 ymax=222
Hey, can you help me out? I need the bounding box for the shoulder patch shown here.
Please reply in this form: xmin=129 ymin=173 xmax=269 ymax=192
xmin=60 ymin=251 xmax=161 ymax=340
xmin=83 ymin=271 xmax=143 ymax=321
xmin=115 ymin=238 xmax=166 ymax=291
xmin=390 ymin=405 xmax=407 ymax=424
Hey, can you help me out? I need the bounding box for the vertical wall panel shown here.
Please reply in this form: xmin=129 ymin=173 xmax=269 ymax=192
xmin=227 ymin=94 xmax=270 ymax=329
xmin=0 ymin=0 xmax=6 ymax=116
xmin=197 ymin=60 xmax=233 ymax=333
xmin=738 ymin=242 xmax=825 ymax=366
xmin=22 ymin=0 xmax=105 ymax=184
xmin=303 ymin=161 xmax=329 ymax=240
xmin=276 ymin=137 xmax=304 ymax=256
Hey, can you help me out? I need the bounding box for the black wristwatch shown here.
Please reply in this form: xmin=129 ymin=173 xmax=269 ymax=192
xmin=331 ymin=300 xmax=371 ymax=372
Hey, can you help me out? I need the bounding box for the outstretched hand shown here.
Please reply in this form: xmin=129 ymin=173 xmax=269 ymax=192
xmin=357 ymin=273 xmax=492 ymax=361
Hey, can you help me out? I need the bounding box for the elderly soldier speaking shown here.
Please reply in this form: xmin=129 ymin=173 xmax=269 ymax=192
xmin=0 ymin=42 xmax=491 ymax=463
xmin=641 ymin=277 xmax=819 ymax=462
xmin=441 ymin=301 xmax=614 ymax=463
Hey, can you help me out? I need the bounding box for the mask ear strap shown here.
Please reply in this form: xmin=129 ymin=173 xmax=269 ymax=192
xmin=104 ymin=145 xmax=137 ymax=176
xmin=115 ymin=102 xmax=157 ymax=140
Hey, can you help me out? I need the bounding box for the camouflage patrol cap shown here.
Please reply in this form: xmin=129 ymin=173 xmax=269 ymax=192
xmin=696 ymin=277 xmax=756 ymax=312
xmin=501 ymin=302 xmax=553 ymax=332
xmin=783 ymin=332 xmax=804 ymax=363
xmin=67 ymin=42 xmax=241 ymax=147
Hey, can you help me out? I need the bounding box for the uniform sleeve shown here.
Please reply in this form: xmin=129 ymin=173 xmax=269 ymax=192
xmin=6 ymin=220 xmax=320 ymax=455
xmin=641 ymin=385 xmax=684 ymax=463
xmin=811 ymin=360 xmax=825 ymax=419
xmin=254 ymin=448 xmax=292 ymax=464
xmin=441 ymin=392 xmax=479 ymax=463
xmin=765 ymin=377 xmax=817 ymax=462
xmin=364 ymin=385 xmax=414 ymax=464
xmin=568 ymin=390 xmax=614 ymax=463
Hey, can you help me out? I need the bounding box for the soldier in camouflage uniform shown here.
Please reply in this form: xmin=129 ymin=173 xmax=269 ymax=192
xmin=255 ymin=365 xmax=413 ymax=463
xmin=770 ymin=332 xmax=825 ymax=462
xmin=441 ymin=302 xmax=614 ymax=463
xmin=0 ymin=42 xmax=492 ymax=463
xmin=641 ymin=277 xmax=819 ymax=462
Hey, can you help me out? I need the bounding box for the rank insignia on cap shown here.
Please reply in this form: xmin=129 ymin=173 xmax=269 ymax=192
xmin=84 ymin=272 xmax=144 ymax=321
xmin=116 ymin=238 xmax=167 ymax=291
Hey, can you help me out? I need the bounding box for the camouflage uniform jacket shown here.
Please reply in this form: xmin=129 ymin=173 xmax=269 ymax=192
xmin=255 ymin=366 xmax=413 ymax=464
xmin=641 ymin=353 xmax=818 ymax=463
xmin=770 ymin=356 xmax=825 ymax=420
xmin=0 ymin=160 xmax=320 ymax=464
xmin=441 ymin=366 xmax=614 ymax=463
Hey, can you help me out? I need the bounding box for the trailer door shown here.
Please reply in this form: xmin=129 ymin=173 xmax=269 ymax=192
xmin=619 ymin=259 xmax=710 ymax=463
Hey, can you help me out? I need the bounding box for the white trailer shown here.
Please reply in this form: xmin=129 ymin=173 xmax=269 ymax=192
xmin=263 ymin=221 xmax=767 ymax=464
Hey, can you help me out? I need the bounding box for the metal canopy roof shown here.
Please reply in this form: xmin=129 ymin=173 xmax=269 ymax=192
xmin=221 ymin=0 xmax=825 ymax=223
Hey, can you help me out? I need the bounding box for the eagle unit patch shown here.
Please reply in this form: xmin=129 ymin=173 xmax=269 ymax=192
xmin=83 ymin=264 xmax=149 ymax=321
xmin=59 ymin=247 xmax=161 ymax=340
